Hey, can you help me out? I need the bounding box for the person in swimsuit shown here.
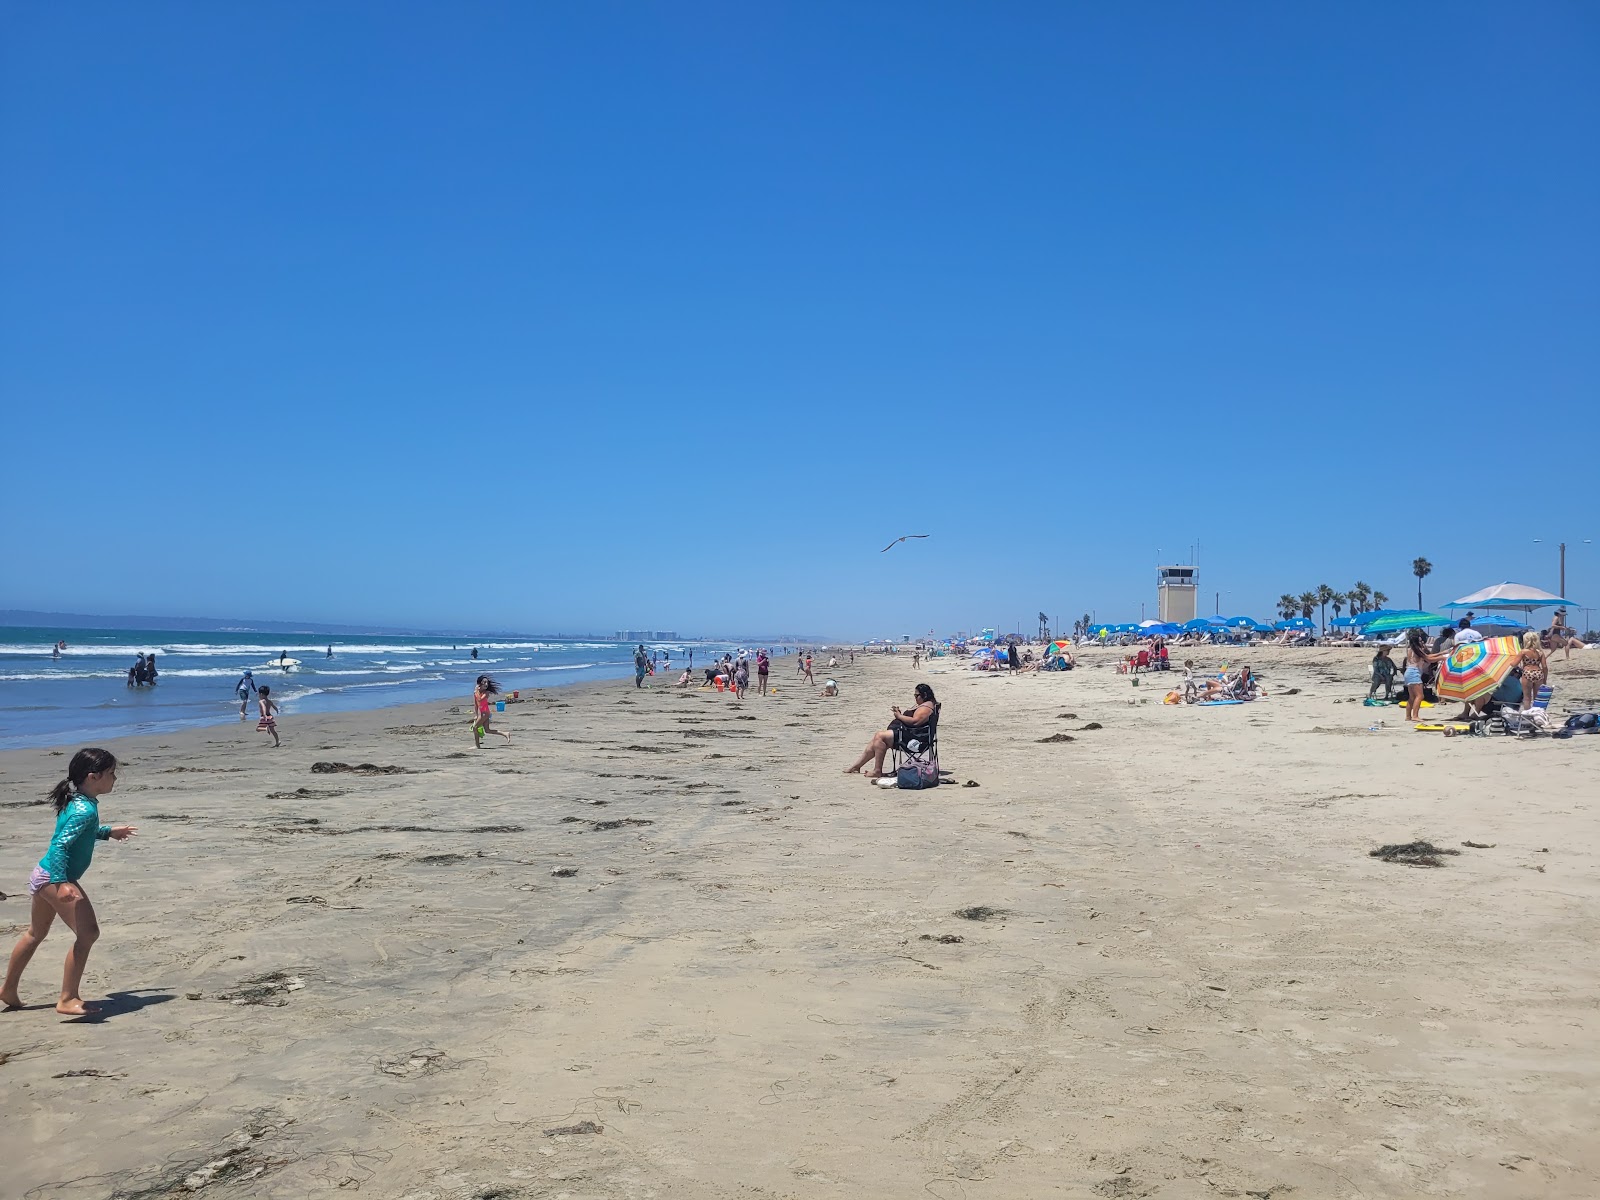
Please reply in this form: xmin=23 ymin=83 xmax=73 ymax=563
xmin=756 ymin=650 xmax=770 ymax=695
xmin=1403 ymin=628 xmax=1447 ymax=723
xmin=256 ymin=685 xmax=280 ymax=747
xmin=1518 ymin=630 xmax=1548 ymax=710
xmin=473 ymin=675 xmax=511 ymax=748
xmin=2 ymin=748 xmax=136 ymax=1016
xmin=803 ymin=654 xmax=815 ymax=685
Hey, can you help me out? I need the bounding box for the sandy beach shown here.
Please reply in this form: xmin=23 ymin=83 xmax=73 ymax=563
xmin=2 ymin=647 xmax=1598 ymax=1199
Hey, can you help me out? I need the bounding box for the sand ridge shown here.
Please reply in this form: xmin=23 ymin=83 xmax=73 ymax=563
xmin=1 ymin=648 xmax=1597 ymax=1198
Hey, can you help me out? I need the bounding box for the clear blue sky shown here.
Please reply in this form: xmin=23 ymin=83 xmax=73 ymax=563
xmin=3 ymin=3 xmax=1596 ymax=635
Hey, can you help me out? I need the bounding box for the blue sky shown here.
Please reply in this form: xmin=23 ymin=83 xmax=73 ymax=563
xmin=2 ymin=3 xmax=1596 ymax=636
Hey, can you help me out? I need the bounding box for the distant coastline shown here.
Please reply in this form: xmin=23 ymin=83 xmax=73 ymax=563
xmin=0 ymin=610 xmax=840 ymax=644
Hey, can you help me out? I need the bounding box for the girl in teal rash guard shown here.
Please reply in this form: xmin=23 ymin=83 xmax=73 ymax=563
xmin=2 ymin=748 xmax=137 ymax=1017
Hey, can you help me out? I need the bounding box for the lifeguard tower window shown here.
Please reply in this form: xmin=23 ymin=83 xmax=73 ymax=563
xmin=1157 ymin=566 xmax=1198 ymax=624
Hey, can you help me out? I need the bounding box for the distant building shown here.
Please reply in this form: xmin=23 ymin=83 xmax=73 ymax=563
xmin=616 ymin=630 xmax=679 ymax=641
xmin=1157 ymin=566 xmax=1197 ymax=624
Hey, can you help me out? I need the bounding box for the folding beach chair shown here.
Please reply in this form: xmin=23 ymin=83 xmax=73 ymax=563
xmin=890 ymin=703 xmax=941 ymax=787
xmin=1500 ymin=685 xmax=1555 ymax=736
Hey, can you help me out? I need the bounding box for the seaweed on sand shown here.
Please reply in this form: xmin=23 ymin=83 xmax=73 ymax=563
xmin=1370 ymin=841 xmax=1461 ymax=867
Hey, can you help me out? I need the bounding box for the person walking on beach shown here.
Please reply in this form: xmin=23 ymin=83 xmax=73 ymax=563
xmin=472 ymin=676 xmax=512 ymax=747
xmin=2 ymin=749 xmax=136 ymax=1016
xmin=633 ymin=646 xmax=650 ymax=688
xmin=256 ymin=686 xmax=281 ymax=747
xmin=803 ymin=654 xmax=815 ymax=685
xmin=733 ymin=657 xmax=750 ymax=700
xmin=756 ymin=649 xmax=770 ymax=695
xmin=234 ymin=669 xmax=257 ymax=718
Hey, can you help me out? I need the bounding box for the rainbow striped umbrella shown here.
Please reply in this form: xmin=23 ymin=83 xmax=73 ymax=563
xmin=1437 ymin=635 xmax=1522 ymax=703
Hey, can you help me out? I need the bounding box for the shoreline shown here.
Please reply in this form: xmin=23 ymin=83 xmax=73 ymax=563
xmin=3 ymin=646 xmax=1597 ymax=1197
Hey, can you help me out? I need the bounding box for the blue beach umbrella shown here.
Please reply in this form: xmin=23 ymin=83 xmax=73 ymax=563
xmin=1275 ymin=618 xmax=1314 ymax=630
xmin=1469 ymin=613 xmax=1529 ymax=632
xmin=1352 ymin=609 xmax=1398 ymax=627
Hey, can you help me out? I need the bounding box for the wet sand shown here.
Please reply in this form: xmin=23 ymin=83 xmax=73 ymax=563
xmin=2 ymin=647 xmax=1597 ymax=1198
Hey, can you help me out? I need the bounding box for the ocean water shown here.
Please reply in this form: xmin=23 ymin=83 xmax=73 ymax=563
xmin=0 ymin=627 xmax=734 ymax=750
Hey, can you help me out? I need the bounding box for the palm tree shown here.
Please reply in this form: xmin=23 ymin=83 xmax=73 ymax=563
xmin=1350 ymin=581 xmax=1371 ymax=614
xmin=1278 ymin=594 xmax=1299 ymax=621
xmin=1373 ymin=590 xmax=1389 ymax=609
xmin=1299 ymin=591 xmax=1317 ymax=620
xmin=1412 ymin=557 xmax=1433 ymax=609
xmin=1316 ymin=584 xmax=1335 ymax=631
xmin=1332 ymin=592 xmax=1347 ymax=620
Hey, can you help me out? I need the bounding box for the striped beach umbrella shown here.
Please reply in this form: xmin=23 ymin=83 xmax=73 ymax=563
xmin=1359 ymin=610 xmax=1448 ymax=634
xmin=1437 ymin=635 xmax=1522 ymax=703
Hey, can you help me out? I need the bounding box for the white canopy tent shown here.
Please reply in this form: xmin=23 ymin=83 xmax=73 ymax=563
xmin=1446 ymin=582 xmax=1574 ymax=614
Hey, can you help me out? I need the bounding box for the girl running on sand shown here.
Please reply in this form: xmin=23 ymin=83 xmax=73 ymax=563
xmin=473 ymin=675 xmax=512 ymax=748
xmin=2 ymin=749 xmax=137 ymax=1016
xmin=257 ymin=685 xmax=280 ymax=747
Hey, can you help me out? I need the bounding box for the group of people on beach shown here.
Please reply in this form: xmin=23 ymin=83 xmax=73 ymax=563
xmin=1379 ymin=617 xmax=1555 ymax=724
xmin=125 ymin=653 xmax=158 ymax=687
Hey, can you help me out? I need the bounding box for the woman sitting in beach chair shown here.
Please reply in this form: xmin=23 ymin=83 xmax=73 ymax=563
xmin=1199 ymin=666 xmax=1259 ymax=701
xmin=844 ymin=683 xmax=939 ymax=779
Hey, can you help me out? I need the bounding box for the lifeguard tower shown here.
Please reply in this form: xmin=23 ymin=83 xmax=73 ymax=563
xmin=1157 ymin=565 xmax=1198 ymax=624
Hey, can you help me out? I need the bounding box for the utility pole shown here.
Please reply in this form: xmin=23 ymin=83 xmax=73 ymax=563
xmin=1560 ymin=541 xmax=1566 ymax=599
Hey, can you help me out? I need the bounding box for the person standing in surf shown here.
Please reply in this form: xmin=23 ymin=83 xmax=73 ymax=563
xmin=234 ymin=669 xmax=257 ymax=718
xmin=2 ymin=749 xmax=137 ymax=1016
xmin=473 ymin=675 xmax=511 ymax=748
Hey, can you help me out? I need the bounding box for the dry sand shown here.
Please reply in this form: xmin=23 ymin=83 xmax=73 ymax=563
xmin=2 ymin=647 xmax=1598 ymax=1199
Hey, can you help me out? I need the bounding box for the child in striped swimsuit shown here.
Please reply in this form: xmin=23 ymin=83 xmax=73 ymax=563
xmin=257 ymin=686 xmax=280 ymax=747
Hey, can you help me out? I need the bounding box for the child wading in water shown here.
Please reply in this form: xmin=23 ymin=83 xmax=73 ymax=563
xmin=473 ymin=675 xmax=512 ymax=748
xmin=3 ymin=748 xmax=137 ymax=1016
xmin=257 ymin=685 xmax=280 ymax=747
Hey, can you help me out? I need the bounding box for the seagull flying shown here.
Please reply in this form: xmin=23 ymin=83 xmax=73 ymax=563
xmin=881 ymin=534 xmax=930 ymax=553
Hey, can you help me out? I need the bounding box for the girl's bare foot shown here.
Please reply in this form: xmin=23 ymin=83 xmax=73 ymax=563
xmin=56 ymin=998 xmax=94 ymax=1016
xmin=863 ymin=771 xmax=885 ymax=779
xmin=1 ymin=990 xmax=22 ymax=1011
